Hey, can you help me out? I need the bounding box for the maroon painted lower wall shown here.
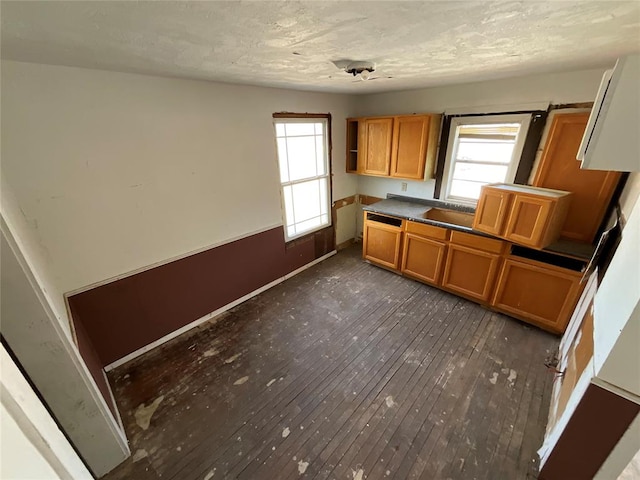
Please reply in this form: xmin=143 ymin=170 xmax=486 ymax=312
xmin=539 ymin=383 xmax=640 ymax=480
xmin=69 ymin=226 xmax=334 ymax=366
xmin=72 ymin=318 xmax=118 ymax=418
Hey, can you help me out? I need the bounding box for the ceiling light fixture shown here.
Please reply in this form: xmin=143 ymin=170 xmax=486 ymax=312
xmin=345 ymin=61 xmax=375 ymax=81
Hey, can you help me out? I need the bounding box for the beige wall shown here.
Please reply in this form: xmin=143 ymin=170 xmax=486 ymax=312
xmin=1 ymin=60 xmax=357 ymax=293
xmin=354 ymin=68 xmax=608 ymax=199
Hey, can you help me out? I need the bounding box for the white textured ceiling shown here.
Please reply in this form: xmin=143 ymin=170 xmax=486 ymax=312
xmin=2 ymin=1 xmax=640 ymax=94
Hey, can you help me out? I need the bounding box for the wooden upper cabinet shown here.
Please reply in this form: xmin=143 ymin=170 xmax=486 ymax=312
xmin=492 ymin=257 xmax=583 ymax=333
xmin=361 ymin=117 xmax=393 ymax=176
xmin=390 ymin=115 xmax=440 ymax=180
xmin=532 ymin=112 xmax=621 ymax=244
xmin=473 ymin=184 xmax=572 ymax=250
xmin=347 ymin=113 xmax=441 ymax=180
xmin=472 ymin=187 xmax=512 ymax=236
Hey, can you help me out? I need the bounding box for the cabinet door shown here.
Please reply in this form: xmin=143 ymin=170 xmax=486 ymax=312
xmin=492 ymin=258 xmax=582 ymax=333
xmin=472 ymin=187 xmax=512 ymax=236
xmin=390 ymin=115 xmax=429 ymax=180
xmin=363 ymin=221 xmax=402 ymax=270
xmin=533 ymin=112 xmax=621 ymax=243
xmin=503 ymin=194 xmax=554 ymax=248
xmin=401 ymin=233 xmax=446 ymax=285
xmin=442 ymin=244 xmax=500 ymax=302
xmin=361 ymin=118 xmax=393 ymax=176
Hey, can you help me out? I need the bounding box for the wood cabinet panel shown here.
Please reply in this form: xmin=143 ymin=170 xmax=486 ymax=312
xmin=492 ymin=258 xmax=583 ymax=333
xmin=363 ymin=219 xmax=402 ymax=270
xmin=401 ymin=234 xmax=446 ymax=285
xmin=390 ymin=115 xmax=429 ymax=179
xmin=504 ymin=195 xmax=554 ymax=247
xmin=450 ymin=230 xmax=505 ymax=254
xmin=346 ymin=114 xmax=441 ymax=179
xmin=474 ymin=184 xmax=572 ymax=249
xmin=361 ymin=118 xmax=393 ymax=176
xmin=442 ymin=244 xmax=500 ymax=302
xmin=472 ymin=187 xmax=512 ymax=236
xmin=533 ymin=112 xmax=621 ymax=243
xmin=405 ymin=221 xmax=448 ymax=241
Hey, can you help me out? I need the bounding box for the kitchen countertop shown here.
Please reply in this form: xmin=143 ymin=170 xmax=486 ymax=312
xmin=363 ymin=194 xmax=595 ymax=261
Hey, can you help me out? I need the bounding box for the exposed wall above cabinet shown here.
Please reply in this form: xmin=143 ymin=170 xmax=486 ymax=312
xmin=346 ymin=113 xmax=441 ymax=181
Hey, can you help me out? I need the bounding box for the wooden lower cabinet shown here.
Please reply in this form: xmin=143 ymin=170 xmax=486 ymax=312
xmin=442 ymin=244 xmax=501 ymax=302
xmin=401 ymin=233 xmax=446 ymax=285
xmin=363 ymin=217 xmax=403 ymax=270
xmin=492 ymin=257 xmax=583 ymax=333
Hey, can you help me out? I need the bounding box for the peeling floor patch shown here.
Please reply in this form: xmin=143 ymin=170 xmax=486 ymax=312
xmin=266 ymin=379 xmax=276 ymax=387
xmin=298 ymin=460 xmax=309 ymax=474
xmin=225 ymin=353 xmax=242 ymax=364
xmin=352 ymin=468 xmax=364 ymax=480
xmin=234 ymin=376 xmax=249 ymax=385
xmin=282 ymin=427 xmax=290 ymax=438
xmin=204 ymin=468 xmax=216 ymax=480
xmin=132 ymin=449 xmax=148 ymax=462
xmin=489 ymin=372 xmax=498 ymax=385
xmin=385 ymin=395 xmax=396 ymax=408
xmin=203 ymin=348 xmax=220 ymax=358
xmin=508 ymin=369 xmax=517 ymax=384
xmin=134 ymin=395 xmax=164 ymax=430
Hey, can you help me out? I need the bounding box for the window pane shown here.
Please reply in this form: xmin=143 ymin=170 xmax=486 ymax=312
xmin=315 ymin=136 xmax=326 ymax=176
xmin=276 ymin=138 xmax=289 ymax=183
xmin=295 ymin=217 xmax=323 ymax=235
xmin=286 ymin=136 xmax=318 ymax=181
xmin=283 ymin=185 xmax=295 ymax=225
xmin=292 ymin=179 xmax=322 ymax=222
xmin=285 ymin=123 xmax=315 ymax=136
xmin=452 ymin=162 xmax=509 ymax=183
xmin=287 ymin=225 xmax=296 ymax=238
xmin=275 ymin=123 xmax=286 ymax=137
xmin=319 ymin=177 xmax=328 ymax=215
xmin=456 ymin=139 xmax=516 ymax=164
xmin=450 ymin=179 xmax=484 ymax=200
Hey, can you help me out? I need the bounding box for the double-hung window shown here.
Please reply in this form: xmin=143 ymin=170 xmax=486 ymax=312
xmin=441 ymin=114 xmax=531 ymax=204
xmin=274 ymin=116 xmax=331 ymax=241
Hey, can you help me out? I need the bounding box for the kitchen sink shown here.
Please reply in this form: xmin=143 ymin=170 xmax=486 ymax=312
xmin=423 ymin=208 xmax=475 ymax=228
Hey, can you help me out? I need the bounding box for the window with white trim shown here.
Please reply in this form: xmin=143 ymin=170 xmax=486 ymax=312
xmin=274 ymin=117 xmax=331 ymax=241
xmin=441 ymin=114 xmax=531 ymax=204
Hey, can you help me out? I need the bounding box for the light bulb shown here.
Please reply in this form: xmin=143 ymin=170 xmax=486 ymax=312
xmin=360 ymin=70 xmax=371 ymax=81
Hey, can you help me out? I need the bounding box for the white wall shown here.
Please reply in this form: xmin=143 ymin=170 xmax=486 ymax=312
xmin=1 ymin=345 xmax=92 ymax=480
xmin=354 ymin=68 xmax=607 ymax=199
xmin=1 ymin=60 xmax=357 ymax=293
xmin=1 ymin=219 xmax=129 ymax=476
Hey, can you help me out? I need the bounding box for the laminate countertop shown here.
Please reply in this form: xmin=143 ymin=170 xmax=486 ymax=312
xmin=363 ymin=194 xmax=595 ymax=261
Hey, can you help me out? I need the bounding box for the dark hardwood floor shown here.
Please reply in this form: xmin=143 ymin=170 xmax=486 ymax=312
xmin=103 ymin=245 xmax=557 ymax=480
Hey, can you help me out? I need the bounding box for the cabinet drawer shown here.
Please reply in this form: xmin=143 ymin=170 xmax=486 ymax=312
xmin=405 ymin=221 xmax=449 ymax=241
xmin=450 ymin=230 xmax=505 ymax=254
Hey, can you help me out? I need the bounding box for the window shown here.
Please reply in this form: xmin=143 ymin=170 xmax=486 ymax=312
xmin=274 ymin=116 xmax=331 ymax=241
xmin=441 ymin=114 xmax=531 ymax=204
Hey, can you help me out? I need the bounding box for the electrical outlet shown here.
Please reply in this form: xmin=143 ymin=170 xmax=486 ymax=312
xmin=401 ymin=182 xmax=408 ymax=192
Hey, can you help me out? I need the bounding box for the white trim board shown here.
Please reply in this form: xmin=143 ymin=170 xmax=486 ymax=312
xmin=105 ymin=250 xmax=337 ymax=372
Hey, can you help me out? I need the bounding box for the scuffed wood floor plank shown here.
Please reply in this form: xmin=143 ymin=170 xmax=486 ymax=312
xmin=102 ymin=246 xmax=558 ymax=480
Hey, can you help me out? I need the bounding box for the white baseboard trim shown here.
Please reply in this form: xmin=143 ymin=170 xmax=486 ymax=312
xmin=105 ymin=250 xmax=337 ymax=372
